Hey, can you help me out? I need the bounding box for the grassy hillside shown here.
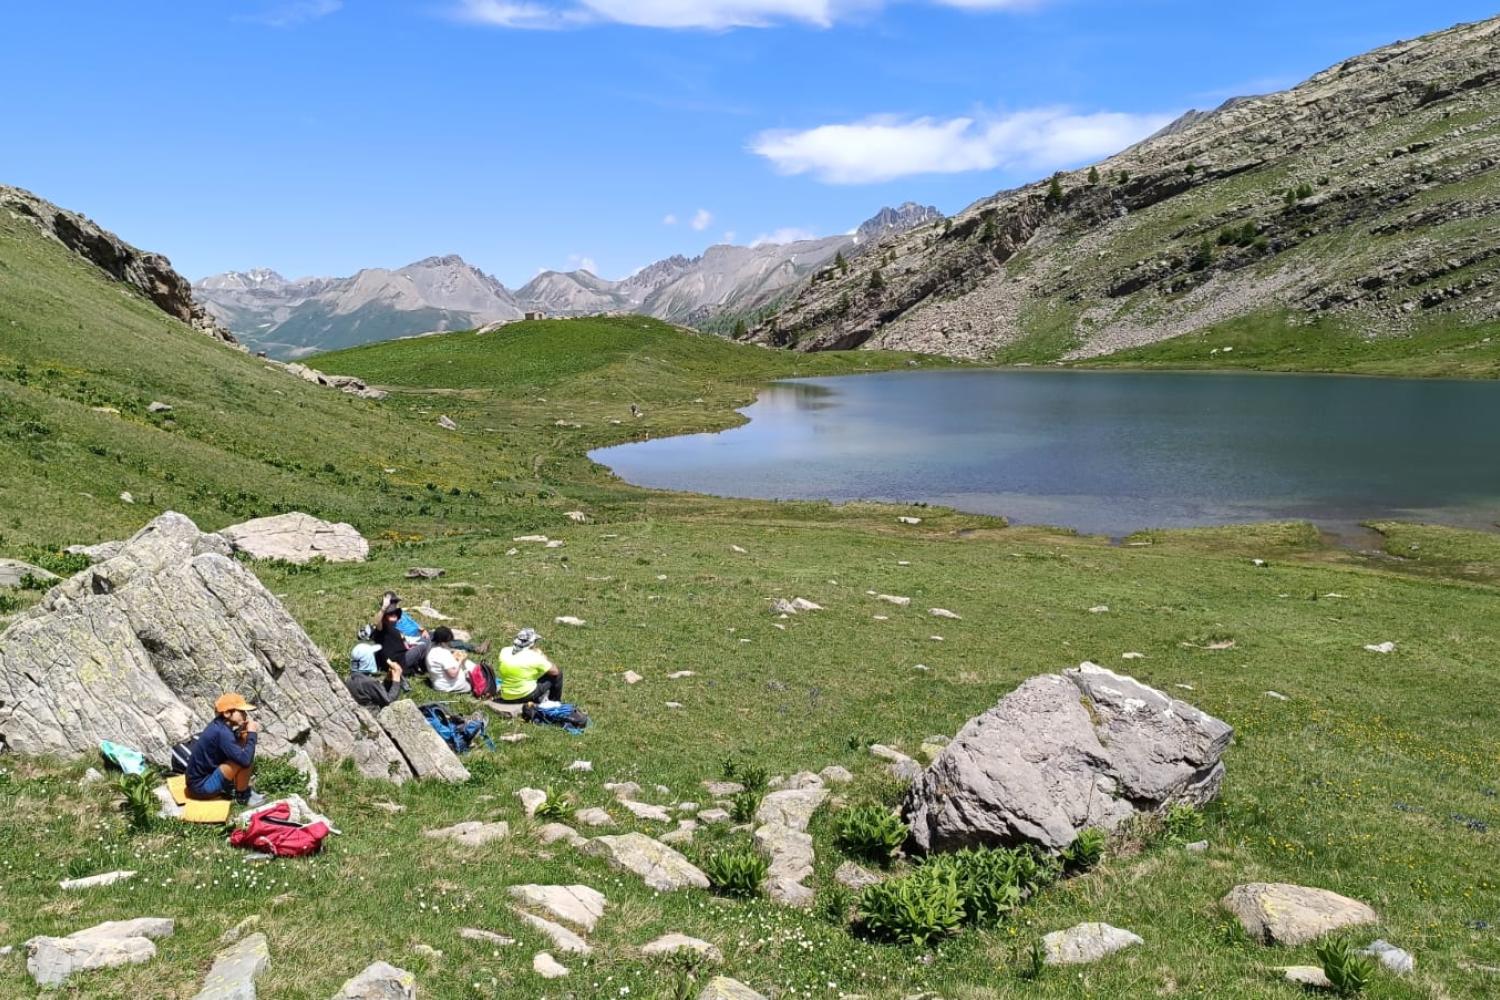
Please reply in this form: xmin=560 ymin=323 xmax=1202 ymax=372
xmin=3 ymin=211 xmax=1499 ymax=998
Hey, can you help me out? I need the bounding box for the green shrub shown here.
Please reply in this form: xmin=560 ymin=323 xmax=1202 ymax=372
xmin=1060 ymin=827 xmax=1106 ymax=874
xmin=729 ymin=789 xmax=762 ymax=824
xmin=253 ymin=756 xmax=310 ymax=799
xmin=815 ymin=884 xmax=854 ymax=926
xmin=117 ymin=768 xmax=162 ymax=833
xmin=1015 ymin=937 xmax=1047 ymax=981
xmin=0 ymin=591 xmax=21 ymax=614
xmin=534 ymin=790 xmax=570 ymax=822
xmin=1317 ymin=937 xmax=1375 ymax=995
xmin=703 ymin=847 xmax=767 ymax=899
xmin=835 ymin=804 xmax=908 ymax=865
xmin=720 ymin=756 xmax=768 ymax=793
xmin=859 ymin=867 xmax=964 ymax=947
xmin=1162 ymin=804 xmax=1205 ymax=845
xmin=920 ymin=849 xmax=1027 ymax=926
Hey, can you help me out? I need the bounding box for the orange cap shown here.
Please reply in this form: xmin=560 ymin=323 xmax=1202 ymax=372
xmin=214 ymin=693 xmax=257 ymax=714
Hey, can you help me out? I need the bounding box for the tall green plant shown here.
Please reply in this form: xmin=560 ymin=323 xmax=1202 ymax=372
xmin=835 ymin=804 xmax=907 ymax=866
xmin=1317 ymin=937 xmax=1375 ymax=995
xmin=117 ymin=768 xmax=162 ymax=834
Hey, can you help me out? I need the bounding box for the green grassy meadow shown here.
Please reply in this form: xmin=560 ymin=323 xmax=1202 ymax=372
xmin=2 ymin=211 xmax=1499 ymax=997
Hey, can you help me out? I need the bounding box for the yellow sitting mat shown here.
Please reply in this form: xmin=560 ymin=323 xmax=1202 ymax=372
xmin=165 ymin=774 xmax=233 ymax=824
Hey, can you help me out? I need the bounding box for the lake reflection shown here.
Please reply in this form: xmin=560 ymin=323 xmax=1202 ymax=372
xmin=591 ymin=369 xmax=1500 ymax=536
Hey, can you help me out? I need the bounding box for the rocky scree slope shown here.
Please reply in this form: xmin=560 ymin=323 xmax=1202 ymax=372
xmin=751 ymin=17 xmax=1500 ymax=360
xmin=1 ymin=185 xmax=238 ymax=348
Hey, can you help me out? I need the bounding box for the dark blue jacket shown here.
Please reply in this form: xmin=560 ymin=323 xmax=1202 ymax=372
xmin=186 ymin=716 xmax=257 ymax=794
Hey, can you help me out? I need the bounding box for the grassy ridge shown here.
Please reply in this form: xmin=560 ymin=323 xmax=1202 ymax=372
xmin=2 ymin=212 xmax=1500 ymax=997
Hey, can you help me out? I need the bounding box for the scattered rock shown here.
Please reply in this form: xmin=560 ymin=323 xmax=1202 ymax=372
xmin=1184 ymin=840 xmax=1209 ymax=853
xmin=582 ymin=833 xmax=710 ymax=891
xmin=664 ymin=701 xmax=684 ymax=709
xmin=516 ymin=912 xmax=591 ymax=954
xmin=379 ymin=700 xmax=471 ymax=783
xmin=1360 ymin=939 xmax=1415 ymax=975
xmin=536 ymin=823 xmax=587 ymax=848
xmin=661 ymin=819 xmax=698 ymax=845
xmin=498 ymin=730 xmax=528 ymax=742
xmin=555 ymin=615 xmax=586 ymax=627
xmin=508 ymin=885 xmax=606 ymax=932
xmin=755 ymin=785 xmax=828 ymax=907
xmin=0 ymin=559 xmax=57 ymax=588
xmin=622 ymin=799 xmax=673 ymax=822
xmin=516 ymin=788 xmax=548 ymax=818
xmin=1220 ymin=883 xmax=1378 ymax=946
xmin=405 ymin=567 xmax=444 ymax=579
xmin=568 ymin=760 xmax=593 ymax=772
xmin=819 ymin=765 xmax=853 ymax=784
xmin=1042 ymin=923 xmax=1143 ymax=965
xmin=897 ymin=516 xmax=922 ymax=525
xmin=0 ymin=512 xmax=406 ymax=778
xmin=120 ymin=491 xmax=135 ymax=504
xmin=219 ymin=511 xmax=369 ymax=564
xmin=192 ymin=932 xmax=270 ymax=1000
xmin=730 ymin=545 xmax=748 ymax=554
xmin=423 ymin=821 xmax=509 ymax=847
xmin=1088 ymin=605 xmax=1110 ymax=614
xmin=703 ymin=780 xmax=744 ymax=796
xmin=59 ymin=870 xmax=136 ymax=890
xmin=514 ymin=535 xmax=550 ymax=544
xmin=459 ymin=928 xmax=515 ymax=946
xmin=545 ymin=540 xmax=566 ymax=549
xmin=1122 ymin=652 xmax=1145 ymax=660
xmin=668 ymin=670 xmax=696 ymax=679
xmin=219 ymin=917 xmax=261 ymax=946
xmin=876 ymin=594 xmax=911 ymax=606
xmin=699 ymin=976 xmax=769 ymax=999
xmin=437 ymin=415 xmax=457 ymax=431
xmin=25 ymin=917 xmax=174 ymax=988
xmin=330 ymin=961 xmax=417 ymax=999
xmin=929 ymin=608 xmax=962 ymax=620
xmin=1265 ymin=691 xmax=1290 ymax=701
xmin=904 ymin=663 xmax=1233 ymax=852
xmin=835 ymin=861 xmax=883 ymax=890
xmin=414 ymin=602 xmax=450 ymax=620
xmin=1364 ymin=641 xmax=1397 ymax=654
xmin=565 ymin=511 xmax=588 ymax=523
xmin=79 ymin=767 xmax=105 ymax=785
xmin=698 ymin=808 xmax=731 ymax=825
xmin=484 ymin=702 xmax=525 ymax=720
xmin=622 ymin=670 xmax=643 ymax=685
xmin=1281 ymin=966 xmax=1334 ymax=989
xmin=533 ymin=951 xmax=569 ymax=978
xmin=575 ymin=807 xmax=613 ymax=827
xmin=641 ymin=934 xmax=722 ymax=962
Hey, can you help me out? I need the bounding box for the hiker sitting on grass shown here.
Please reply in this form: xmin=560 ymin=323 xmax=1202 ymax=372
xmin=497 ymin=628 xmax=562 ymax=704
xmin=186 ymin=693 xmax=264 ymax=807
xmin=350 ymin=624 xmax=382 ymax=675
xmin=372 ymin=593 xmax=489 ymax=676
xmin=346 ymin=653 xmax=403 ymax=710
xmin=425 ymin=626 xmax=472 ymax=694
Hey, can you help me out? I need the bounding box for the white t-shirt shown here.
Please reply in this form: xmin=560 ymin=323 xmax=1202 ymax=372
xmin=426 ymin=646 xmax=470 ymax=694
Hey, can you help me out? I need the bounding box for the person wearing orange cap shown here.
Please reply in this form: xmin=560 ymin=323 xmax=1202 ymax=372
xmin=185 ymin=693 xmax=265 ymax=806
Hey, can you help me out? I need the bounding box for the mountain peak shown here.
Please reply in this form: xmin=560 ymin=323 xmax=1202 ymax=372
xmin=405 ymin=254 xmax=471 ymax=270
xmin=856 ymin=203 xmax=944 ymax=242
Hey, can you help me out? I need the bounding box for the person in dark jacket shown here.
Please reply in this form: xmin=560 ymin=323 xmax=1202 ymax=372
xmin=186 ymin=693 xmax=264 ymax=806
xmin=346 ymin=657 xmax=403 ymax=711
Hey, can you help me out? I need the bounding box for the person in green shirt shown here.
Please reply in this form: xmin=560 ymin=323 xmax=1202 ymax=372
xmin=496 ymin=628 xmax=563 ymax=703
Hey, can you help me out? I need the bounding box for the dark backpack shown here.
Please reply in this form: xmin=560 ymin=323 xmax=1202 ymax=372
xmin=169 ymin=738 xmax=198 ymax=775
xmin=418 ymin=703 xmax=493 ymax=754
xmin=523 ymin=701 xmax=590 ymax=734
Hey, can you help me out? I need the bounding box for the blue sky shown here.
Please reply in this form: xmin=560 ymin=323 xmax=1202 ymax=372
xmin=4 ymin=1 xmax=1493 ymax=286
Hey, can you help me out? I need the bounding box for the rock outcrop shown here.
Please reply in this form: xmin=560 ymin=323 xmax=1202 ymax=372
xmin=277 ymin=363 xmax=388 ymax=401
xmin=0 ymin=559 xmax=56 ymax=588
xmin=2 ymin=185 xmax=239 ymax=347
xmin=26 ymin=917 xmax=175 ymax=987
xmin=903 ymin=663 xmax=1232 ymax=852
xmin=754 ymin=779 xmax=828 ymax=907
xmin=192 ymin=932 xmax=270 ymax=1000
xmin=219 ymin=512 xmax=369 ymax=564
xmin=0 ymin=512 xmax=409 ymax=780
xmin=1220 ymin=883 xmax=1379 ymax=945
xmin=331 ymin=961 xmax=416 ymax=999
xmin=379 ymin=700 xmax=471 ymax=782
xmin=582 ymin=833 xmax=710 ymax=892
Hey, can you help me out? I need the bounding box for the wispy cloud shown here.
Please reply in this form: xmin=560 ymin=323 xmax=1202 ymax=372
xmin=452 ymin=0 xmax=1042 ymax=30
xmin=690 ymin=208 xmax=714 ymax=231
xmin=567 ymin=253 xmax=600 ymax=274
xmin=750 ymin=106 xmax=1176 ymax=184
xmin=238 ymin=0 xmax=343 ymax=27
xmin=662 ymin=213 xmax=678 ymax=226
xmin=752 ymin=227 xmax=819 ymax=246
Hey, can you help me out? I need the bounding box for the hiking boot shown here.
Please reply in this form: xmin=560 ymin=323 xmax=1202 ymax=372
xmin=475 ymin=640 xmax=492 ymax=655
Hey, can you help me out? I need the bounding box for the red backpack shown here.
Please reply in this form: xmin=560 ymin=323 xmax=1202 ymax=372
xmin=467 ymin=661 xmax=500 ymax=698
xmin=229 ymin=802 xmax=331 ymax=858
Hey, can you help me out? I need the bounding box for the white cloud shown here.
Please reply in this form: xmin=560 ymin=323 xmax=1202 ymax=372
xmin=567 ymin=253 xmax=600 ymax=274
xmin=690 ymin=208 xmax=714 ymax=231
xmin=750 ymin=106 xmax=1176 ymax=184
xmin=452 ymin=0 xmax=1042 ymax=30
xmin=240 ymin=0 xmax=342 ymax=26
xmin=722 ymin=230 xmax=737 ymax=243
xmin=751 ymin=227 xmax=819 ymax=246
xmin=662 ymin=213 xmax=678 ymax=225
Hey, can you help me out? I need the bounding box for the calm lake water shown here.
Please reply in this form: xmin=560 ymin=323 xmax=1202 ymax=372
xmin=590 ymin=369 xmax=1500 ymax=537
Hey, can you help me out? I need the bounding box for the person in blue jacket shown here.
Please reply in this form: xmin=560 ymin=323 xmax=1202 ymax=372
xmin=186 ymin=693 xmax=265 ymax=806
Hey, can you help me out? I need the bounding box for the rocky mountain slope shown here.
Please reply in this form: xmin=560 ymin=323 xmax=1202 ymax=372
xmin=200 ymin=203 xmax=941 ymax=357
xmin=750 ymin=17 xmax=1500 ymax=360
xmin=1 ymin=185 xmax=238 ymax=348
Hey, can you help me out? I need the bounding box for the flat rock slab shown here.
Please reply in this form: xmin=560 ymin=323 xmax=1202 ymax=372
xmin=516 ymin=787 xmax=548 ymax=817
xmin=533 ymin=951 xmax=569 ymax=978
xmin=405 ymin=567 xmax=445 ymax=579
xmin=331 ymin=961 xmax=417 ymax=999
xmin=904 ymin=663 xmax=1232 ymax=853
xmin=819 ymin=765 xmax=853 ymax=784
xmin=460 ymin=928 xmax=515 ymax=946
xmin=516 ymin=911 xmax=591 ymax=954
xmin=699 ymin=976 xmax=769 ymax=1000
xmin=1043 ymin=923 xmax=1143 ymax=965
xmin=835 ymin=861 xmax=883 ymax=891
xmin=379 ymin=700 xmax=470 ymax=783
xmin=219 ymin=511 xmax=368 ymax=564
xmin=1282 ymin=965 xmax=1334 ymax=989
xmin=26 ymin=917 xmax=174 ymax=987
xmin=1221 ymin=883 xmax=1378 ymax=946
xmin=1361 ymin=939 xmax=1415 ymax=974
xmin=575 ymin=807 xmax=613 ymax=827
xmin=536 ymin=823 xmax=587 ymax=847
xmin=0 ymin=559 xmax=57 ymax=587
xmin=508 ymin=885 xmax=607 ymax=932
xmin=621 ymin=798 xmax=673 ymax=822
xmin=192 ymin=932 xmax=270 ymax=1000
xmin=423 ymin=820 xmax=509 ymax=847
xmin=583 ymin=833 xmax=710 ymax=891
xmin=59 ymin=869 xmax=136 ymax=890
xmin=641 ymin=933 xmax=722 ymax=962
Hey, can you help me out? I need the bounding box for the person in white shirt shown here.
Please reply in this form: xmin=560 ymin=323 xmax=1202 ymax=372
xmin=424 ymin=627 xmax=471 ymax=694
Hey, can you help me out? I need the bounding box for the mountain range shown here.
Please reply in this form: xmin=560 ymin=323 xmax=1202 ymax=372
xmin=749 ymin=17 xmax=1500 ymax=360
xmin=196 ymin=202 xmax=941 ymax=358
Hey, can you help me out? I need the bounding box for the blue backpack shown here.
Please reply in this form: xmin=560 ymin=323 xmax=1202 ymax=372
xmin=418 ymin=703 xmax=494 ymax=754
xmin=524 ymin=701 xmax=590 ymax=735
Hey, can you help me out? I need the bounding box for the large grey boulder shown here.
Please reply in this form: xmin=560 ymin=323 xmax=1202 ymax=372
xmin=0 ymin=512 xmax=408 ymax=780
xmin=0 ymin=559 xmax=56 ymax=588
xmin=1221 ymin=883 xmax=1378 ymax=946
xmin=904 ymin=663 xmax=1232 ymax=853
xmin=219 ymin=512 xmax=368 ymax=564
xmin=193 ymin=932 xmax=270 ymax=999
xmin=331 ymin=961 xmax=416 ymax=999
xmin=583 ymin=833 xmax=709 ymax=891
xmin=26 ymin=917 xmax=174 ymax=987
xmin=378 ymin=700 xmax=470 ymax=782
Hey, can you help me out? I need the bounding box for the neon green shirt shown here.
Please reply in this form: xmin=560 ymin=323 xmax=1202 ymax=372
xmin=498 ymin=646 xmax=551 ymax=700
